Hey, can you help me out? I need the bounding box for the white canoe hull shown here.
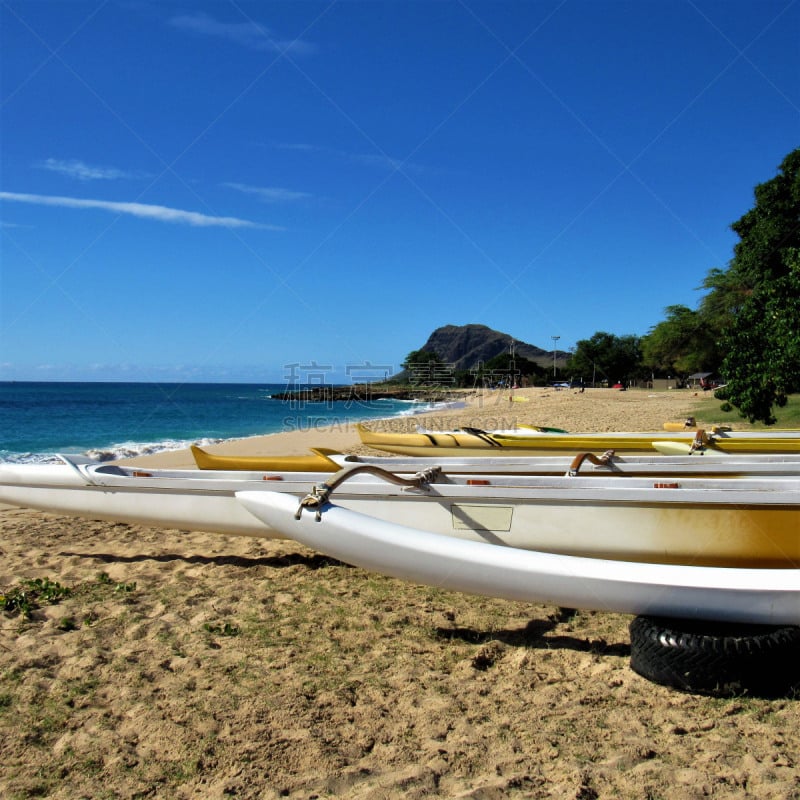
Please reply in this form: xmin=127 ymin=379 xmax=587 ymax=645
xmin=236 ymin=491 xmax=800 ymax=625
xmin=193 ymin=449 xmax=800 ymax=476
xmin=0 ymin=462 xmax=276 ymax=538
xmin=2 ymin=458 xmax=800 ymax=567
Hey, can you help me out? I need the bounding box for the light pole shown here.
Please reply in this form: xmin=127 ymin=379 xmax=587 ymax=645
xmin=551 ymin=335 xmax=560 ymax=377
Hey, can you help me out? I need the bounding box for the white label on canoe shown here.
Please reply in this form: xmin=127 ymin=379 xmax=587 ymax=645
xmin=451 ymin=504 xmax=513 ymax=532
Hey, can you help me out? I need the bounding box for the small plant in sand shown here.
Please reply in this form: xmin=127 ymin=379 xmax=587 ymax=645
xmin=203 ymin=621 xmax=241 ymax=637
xmin=0 ymin=577 xmax=71 ymax=619
xmin=95 ymin=571 xmax=136 ymax=594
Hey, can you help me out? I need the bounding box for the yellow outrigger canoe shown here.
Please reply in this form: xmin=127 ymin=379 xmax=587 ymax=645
xmin=191 ymin=446 xmax=342 ymax=472
xmin=356 ymin=423 xmax=800 ymax=456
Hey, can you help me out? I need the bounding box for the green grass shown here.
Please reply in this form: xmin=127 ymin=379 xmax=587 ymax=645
xmin=690 ymin=392 xmax=800 ymax=429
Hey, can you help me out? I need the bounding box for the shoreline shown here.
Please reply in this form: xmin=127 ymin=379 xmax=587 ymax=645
xmin=122 ymin=386 xmax=707 ymax=467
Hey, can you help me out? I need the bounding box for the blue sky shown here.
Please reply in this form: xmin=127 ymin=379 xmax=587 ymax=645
xmin=1 ymin=0 xmax=798 ymax=383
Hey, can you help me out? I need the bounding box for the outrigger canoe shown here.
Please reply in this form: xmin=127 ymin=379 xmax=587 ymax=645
xmin=186 ymin=446 xmax=800 ymax=478
xmin=190 ymin=445 xmax=342 ymax=472
xmin=3 ymin=456 xmax=800 ymax=568
xmin=357 ymin=423 xmax=800 ymax=456
xmin=236 ymin=490 xmax=800 ymax=625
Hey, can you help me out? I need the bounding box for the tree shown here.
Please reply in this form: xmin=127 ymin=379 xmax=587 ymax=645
xmin=705 ymin=149 xmax=800 ymax=423
xmin=715 ymin=249 xmax=800 ymax=423
xmin=482 ymin=352 xmax=545 ymax=385
xmin=567 ymin=332 xmax=643 ymax=386
xmin=401 ymin=349 xmax=451 ymax=386
xmin=640 ymin=305 xmax=721 ymax=377
xmin=401 ymin=349 xmax=441 ymax=371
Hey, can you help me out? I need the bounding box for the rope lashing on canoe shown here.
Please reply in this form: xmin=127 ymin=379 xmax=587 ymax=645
xmin=294 ymin=464 xmax=443 ymax=521
xmin=690 ymin=430 xmax=709 ymax=452
xmin=567 ymin=450 xmax=616 ymax=476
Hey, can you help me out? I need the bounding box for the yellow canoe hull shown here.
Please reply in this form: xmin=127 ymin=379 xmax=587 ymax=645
xmin=191 ymin=446 xmax=341 ymax=472
xmin=356 ymin=424 xmax=800 ymax=456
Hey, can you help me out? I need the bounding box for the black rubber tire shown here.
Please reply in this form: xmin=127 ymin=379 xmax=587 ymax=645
xmin=629 ymin=616 xmax=800 ymax=698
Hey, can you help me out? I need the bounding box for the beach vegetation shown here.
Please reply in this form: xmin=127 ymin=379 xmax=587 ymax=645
xmin=202 ymin=621 xmax=240 ymax=637
xmin=712 ymin=247 xmax=800 ymax=424
xmin=481 ymin=351 xmax=546 ymax=383
xmin=640 ymin=305 xmax=721 ymax=378
xmin=691 ymin=392 xmax=800 ymax=429
xmin=401 ymin=348 xmax=448 ymax=384
xmin=0 ymin=577 xmax=71 ymax=619
xmin=567 ymin=332 xmax=644 ymax=386
xmin=593 ymin=146 xmax=800 ymax=424
xmin=669 ymin=147 xmax=799 ymax=424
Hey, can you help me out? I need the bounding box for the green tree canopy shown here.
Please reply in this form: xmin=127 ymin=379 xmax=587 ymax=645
xmin=401 ymin=349 xmax=442 ymax=370
xmin=640 ymin=304 xmax=721 ymax=377
xmin=401 ymin=349 xmax=451 ymax=385
xmin=705 ymin=148 xmax=800 ymax=423
xmin=483 ymin=352 xmax=545 ymax=381
xmin=715 ymin=249 xmax=800 ymax=423
xmin=567 ymin=332 xmax=642 ymax=386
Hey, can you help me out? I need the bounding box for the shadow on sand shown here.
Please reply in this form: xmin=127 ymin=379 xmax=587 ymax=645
xmin=436 ymin=609 xmax=631 ymax=658
xmin=58 ymin=550 xmax=346 ymax=570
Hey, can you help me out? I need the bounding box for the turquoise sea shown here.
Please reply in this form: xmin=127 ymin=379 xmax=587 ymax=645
xmin=0 ymin=382 xmax=423 ymax=463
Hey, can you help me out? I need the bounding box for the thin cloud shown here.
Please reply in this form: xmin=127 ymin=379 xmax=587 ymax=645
xmin=273 ymin=142 xmax=320 ymax=152
xmin=271 ymin=141 xmax=426 ymax=174
xmin=351 ymin=152 xmax=406 ymax=171
xmin=37 ymin=158 xmax=142 ymax=182
xmin=0 ymin=191 xmax=279 ymax=229
xmin=169 ymin=12 xmax=317 ymax=56
xmin=224 ymin=182 xmax=312 ymax=203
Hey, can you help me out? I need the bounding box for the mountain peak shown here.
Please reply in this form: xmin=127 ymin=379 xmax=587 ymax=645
xmin=418 ymin=324 xmax=562 ymax=371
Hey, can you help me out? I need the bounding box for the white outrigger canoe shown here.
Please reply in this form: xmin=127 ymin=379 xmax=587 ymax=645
xmin=2 ymin=455 xmax=800 ymax=569
xmin=235 ymin=491 xmax=800 ymax=626
xmin=188 ymin=446 xmax=800 ymax=476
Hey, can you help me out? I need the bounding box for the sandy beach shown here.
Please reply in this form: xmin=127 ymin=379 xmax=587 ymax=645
xmin=2 ymin=388 xmax=798 ymax=799
xmin=120 ymin=385 xmax=709 ymax=466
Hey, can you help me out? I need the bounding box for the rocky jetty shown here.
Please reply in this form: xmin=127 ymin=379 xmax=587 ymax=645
xmin=270 ymin=385 xmax=470 ymax=403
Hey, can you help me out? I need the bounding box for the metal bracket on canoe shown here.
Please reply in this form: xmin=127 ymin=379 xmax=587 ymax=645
xmin=567 ymin=450 xmax=616 ymax=477
xmin=294 ymin=464 xmax=443 ymax=521
xmin=690 ymin=430 xmax=709 ymax=453
xmin=58 ymin=454 xmax=102 ymax=485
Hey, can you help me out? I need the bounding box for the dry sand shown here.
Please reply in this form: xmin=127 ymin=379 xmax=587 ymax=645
xmin=2 ymin=388 xmax=798 ymax=800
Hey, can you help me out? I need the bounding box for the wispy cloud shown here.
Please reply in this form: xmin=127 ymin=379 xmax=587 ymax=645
xmin=273 ymin=142 xmax=320 ymax=153
xmin=0 ymin=191 xmax=278 ymax=229
xmin=169 ymin=12 xmax=317 ymax=56
xmin=224 ymin=182 xmax=312 ymax=203
xmin=350 ymin=152 xmax=407 ymax=171
xmin=37 ymin=158 xmax=143 ymax=182
xmin=271 ymin=141 xmax=426 ymax=174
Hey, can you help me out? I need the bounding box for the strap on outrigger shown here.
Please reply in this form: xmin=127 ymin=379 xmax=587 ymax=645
xmin=295 ymin=464 xmax=442 ymax=521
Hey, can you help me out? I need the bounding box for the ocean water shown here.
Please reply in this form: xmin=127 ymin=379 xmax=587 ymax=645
xmin=0 ymin=382 xmax=423 ymax=463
